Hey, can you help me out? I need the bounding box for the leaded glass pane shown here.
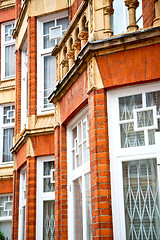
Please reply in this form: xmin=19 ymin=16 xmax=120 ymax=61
xmin=43 ymin=200 xmax=55 ymax=240
xmin=148 ymin=130 xmax=155 ymax=145
xmin=120 ymin=123 xmax=144 ymax=148
xmin=85 ymin=173 xmax=92 ymax=240
xmin=119 ymin=94 xmax=142 ymax=120
xmin=44 ymin=178 xmax=55 ymax=192
xmin=73 ymin=177 xmax=83 ymax=240
xmin=0 ymin=195 xmax=12 ymax=217
xmin=146 ymin=91 xmax=160 ymax=115
xmin=123 ymin=159 xmax=160 ymax=240
xmin=137 ymin=109 xmax=154 ymax=128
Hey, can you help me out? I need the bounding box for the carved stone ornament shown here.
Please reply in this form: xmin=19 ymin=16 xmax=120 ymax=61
xmin=88 ymin=58 xmax=95 ymax=90
xmin=89 ymin=0 xmax=93 ymax=33
xmin=125 ymin=0 xmax=139 ymax=9
xmin=55 ymin=102 xmax=60 ymax=127
xmin=0 ymin=0 xmax=15 ymax=9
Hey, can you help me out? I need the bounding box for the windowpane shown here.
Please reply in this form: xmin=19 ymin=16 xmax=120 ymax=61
xmin=146 ymin=91 xmax=160 ymax=115
xmin=73 ymin=177 xmax=83 ymax=240
xmin=0 ymin=221 xmax=12 ymax=240
xmin=57 ymin=17 xmax=69 ymax=31
xmin=5 ymin=45 xmax=15 ymax=77
xmin=44 ymin=35 xmax=55 ymax=49
xmin=120 ymin=123 xmax=144 ymax=148
xmin=85 ymin=173 xmax=92 ymax=240
xmin=43 ymin=21 xmax=55 ymax=35
xmin=44 ymin=56 xmax=55 ymax=108
xmin=3 ymin=128 xmax=14 ymax=162
xmin=43 ymin=200 xmax=55 ymax=240
xmin=43 ymin=161 xmax=55 ymax=192
xmin=123 ymin=159 xmax=160 ymax=239
xmin=119 ymin=94 xmax=142 ymax=121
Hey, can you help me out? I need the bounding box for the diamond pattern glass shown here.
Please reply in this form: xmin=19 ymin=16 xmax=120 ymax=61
xmin=119 ymin=91 xmax=160 ymax=148
xmin=123 ymin=159 xmax=160 ymax=240
xmin=43 ymin=200 xmax=55 ymax=240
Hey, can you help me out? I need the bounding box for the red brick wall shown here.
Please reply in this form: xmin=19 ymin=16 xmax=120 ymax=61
xmin=69 ymin=0 xmax=83 ymax=21
xmin=88 ymin=89 xmax=113 ymax=240
xmin=15 ymin=50 xmax=21 ymax=135
xmin=28 ymin=17 xmax=37 ymax=116
xmin=16 ymin=142 xmax=27 ymax=169
xmin=26 ymin=156 xmax=36 ymax=240
xmin=142 ymin=0 xmax=155 ymax=28
xmin=0 ymin=7 xmax=15 ymax=23
xmin=0 ymin=179 xmax=13 ymax=194
xmin=60 ymin=70 xmax=88 ymax=124
xmin=54 ymin=125 xmax=68 ymax=240
xmin=31 ymin=134 xmax=55 ymax=156
xmin=11 ymin=171 xmax=20 ymax=240
xmin=15 ymin=0 xmax=21 ymax=19
xmin=96 ymin=43 xmax=160 ymax=89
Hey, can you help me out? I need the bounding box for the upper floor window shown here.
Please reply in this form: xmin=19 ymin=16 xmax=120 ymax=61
xmin=0 ymin=104 xmax=15 ymax=164
xmin=1 ymin=21 xmax=15 ymax=80
xmin=0 ymin=194 xmax=13 ymax=240
xmin=67 ymin=108 xmax=92 ymax=240
xmin=37 ymin=12 xmax=68 ymax=114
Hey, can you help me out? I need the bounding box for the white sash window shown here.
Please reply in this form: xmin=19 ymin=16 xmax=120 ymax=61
xmin=67 ymin=108 xmax=92 ymax=240
xmin=107 ymin=83 xmax=160 ymax=240
xmin=37 ymin=12 xmax=68 ymax=113
xmin=1 ymin=21 xmax=15 ymax=80
xmin=36 ymin=156 xmax=55 ymax=240
xmin=0 ymin=104 xmax=15 ymax=164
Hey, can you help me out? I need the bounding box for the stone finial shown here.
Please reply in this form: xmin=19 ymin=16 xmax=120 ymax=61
xmin=125 ymin=0 xmax=139 ymax=32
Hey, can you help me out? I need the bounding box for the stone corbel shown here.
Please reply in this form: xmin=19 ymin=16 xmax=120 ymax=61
xmin=66 ymin=51 xmax=75 ymax=69
xmin=78 ymin=31 xmax=88 ymax=48
xmin=103 ymin=1 xmax=114 ymax=37
xmin=60 ymin=59 xmax=69 ymax=78
xmin=153 ymin=0 xmax=160 ymax=27
xmin=54 ymin=101 xmax=60 ymax=127
xmin=72 ymin=41 xmax=81 ymax=59
xmin=125 ymin=0 xmax=139 ymax=32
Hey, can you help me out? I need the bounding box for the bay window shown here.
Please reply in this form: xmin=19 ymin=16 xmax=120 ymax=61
xmin=36 ymin=156 xmax=55 ymax=240
xmin=37 ymin=12 xmax=68 ymax=113
xmin=1 ymin=21 xmax=15 ymax=79
xmin=0 ymin=104 xmax=15 ymax=164
xmin=67 ymin=108 xmax=92 ymax=240
xmin=107 ymin=83 xmax=160 ymax=240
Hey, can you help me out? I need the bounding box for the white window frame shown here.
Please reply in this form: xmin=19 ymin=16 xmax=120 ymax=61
xmin=0 ymin=194 xmax=13 ymax=240
xmin=37 ymin=11 xmax=68 ymax=114
xmin=67 ymin=107 xmax=92 ymax=240
xmin=36 ymin=155 xmax=55 ymax=240
xmin=21 ymin=40 xmax=28 ymax=131
xmin=18 ymin=166 xmax=27 ymax=240
xmin=1 ymin=21 xmax=15 ymax=80
xmin=0 ymin=103 xmax=15 ymax=166
xmin=107 ymin=82 xmax=160 ymax=240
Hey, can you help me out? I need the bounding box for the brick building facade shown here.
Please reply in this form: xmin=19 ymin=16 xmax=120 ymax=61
xmin=10 ymin=0 xmax=160 ymax=239
xmin=0 ymin=1 xmax=15 ymax=239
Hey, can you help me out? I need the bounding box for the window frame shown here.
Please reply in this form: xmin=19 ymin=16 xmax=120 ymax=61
xmin=0 ymin=103 xmax=15 ymax=166
xmin=107 ymin=82 xmax=160 ymax=240
xmin=1 ymin=20 xmax=15 ymax=80
xmin=21 ymin=40 xmax=28 ymax=131
xmin=37 ymin=11 xmax=68 ymax=114
xmin=18 ymin=166 xmax=27 ymax=240
xmin=36 ymin=155 xmax=55 ymax=240
xmin=67 ymin=107 xmax=92 ymax=240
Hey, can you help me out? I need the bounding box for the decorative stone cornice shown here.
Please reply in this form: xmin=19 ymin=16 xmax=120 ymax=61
xmin=0 ymin=0 xmax=15 ymax=11
xmin=125 ymin=0 xmax=139 ymax=9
